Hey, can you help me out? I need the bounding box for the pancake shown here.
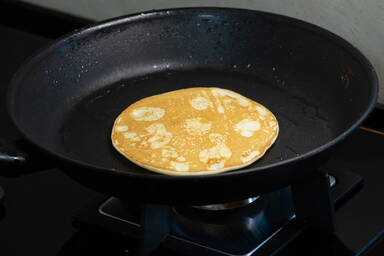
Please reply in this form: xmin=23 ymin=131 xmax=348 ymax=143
xmin=111 ymin=87 xmax=279 ymax=175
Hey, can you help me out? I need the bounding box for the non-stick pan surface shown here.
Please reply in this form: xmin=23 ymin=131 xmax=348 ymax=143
xmin=7 ymin=8 xmax=378 ymax=204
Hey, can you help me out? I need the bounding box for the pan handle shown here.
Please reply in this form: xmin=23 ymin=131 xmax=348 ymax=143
xmin=0 ymin=139 xmax=55 ymax=177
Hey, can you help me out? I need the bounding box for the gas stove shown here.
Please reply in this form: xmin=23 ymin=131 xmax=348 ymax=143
xmin=69 ymin=169 xmax=359 ymax=256
xmin=0 ymin=3 xmax=383 ymax=256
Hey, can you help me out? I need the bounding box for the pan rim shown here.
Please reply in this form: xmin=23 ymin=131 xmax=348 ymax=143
xmin=7 ymin=7 xmax=379 ymax=180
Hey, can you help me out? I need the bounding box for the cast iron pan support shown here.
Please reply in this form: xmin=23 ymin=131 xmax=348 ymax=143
xmin=291 ymin=171 xmax=335 ymax=233
xmin=140 ymin=204 xmax=170 ymax=255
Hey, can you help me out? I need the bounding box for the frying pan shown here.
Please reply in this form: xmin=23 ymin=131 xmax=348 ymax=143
xmin=1 ymin=8 xmax=378 ymax=205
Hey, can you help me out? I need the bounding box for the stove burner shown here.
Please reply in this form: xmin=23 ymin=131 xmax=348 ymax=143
xmin=90 ymin=189 xmax=295 ymax=256
xmin=72 ymin=169 xmax=362 ymax=256
xmin=192 ymin=196 xmax=260 ymax=211
xmin=191 ymin=175 xmax=337 ymax=211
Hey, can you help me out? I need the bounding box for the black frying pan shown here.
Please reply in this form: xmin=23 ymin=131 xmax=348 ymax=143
xmin=2 ymin=8 xmax=378 ymax=205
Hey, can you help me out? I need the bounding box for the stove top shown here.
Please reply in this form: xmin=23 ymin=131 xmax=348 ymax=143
xmin=0 ymin=3 xmax=383 ymax=255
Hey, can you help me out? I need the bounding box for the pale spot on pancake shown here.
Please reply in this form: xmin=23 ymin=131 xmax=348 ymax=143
xmin=234 ymin=119 xmax=261 ymax=137
xmin=114 ymin=140 xmax=120 ymax=145
xmin=211 ymin=88 xmax=250 ymax=107
xmin=177 ymin=156 xmax=186 ymax=161
xmin=223 ymin=98 xmax=236 ymax=111
xmin=199 ymin=144 xmax=232 ymax=163
xmin=208 ymin=133 xmax=225 ymax=144
xmin=259 ymin=116 xmax=266 ymax=120
xmin=184 ymin=118 xmax=212 ymax=136
xmin=241 ymin=150 xmax=261 ymax=163
xmin=124 ymin=132 xmax=141 ymax=141
xmin=211 ymin=90 xmax=225 ymax=114
xmin=217 ymin=105 xmax=225 ymax=113
xmin=208 ymin=160 xmax=225 ymax=171
xmin=148 ymin=135 xmax=171 ymax=149
xmin=202 ymin=91 xmax=214 ymax=111
xmin=162 ymin=149 xmax=178 ymax=158
xmin=116 ymin=117 xmax=122 ymax=123
xmin=116 ymin=125 xmax=128 ymax=132
xmin=170 ymin=161 xmax=189 ymax=172
xmin=269 ymin=121 xmax=277 ymax=127
xmin=223 ymin=98 xmax=232 ymax=104
xmin=146 ymin=123 xmax=172 ymax=149
xmin=130 ymin=107 xmax=165 ymax=121
xmin=191 ymin=97 xmax=211 ymax=110
xmin=255 ymin=106 xmax=267 ymax=115
xmin=219 ymin=146 xmax=232 ymax=158
xmin=146 ymin=123 xmax=170 ymax=136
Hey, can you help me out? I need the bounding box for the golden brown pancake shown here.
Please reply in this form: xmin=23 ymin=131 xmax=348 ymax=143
xmin=111 ymin=87 xmax=279 ymax=175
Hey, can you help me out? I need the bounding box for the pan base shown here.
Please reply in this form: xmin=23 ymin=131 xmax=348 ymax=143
xmin=72 ymin=168 xmax=361 ymax=255
xmin=59 ymin=69 xmax=335 ymax=173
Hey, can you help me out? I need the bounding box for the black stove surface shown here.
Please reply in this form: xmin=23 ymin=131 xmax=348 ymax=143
xmin=0 ymin=8 xmax=383 ymax=255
